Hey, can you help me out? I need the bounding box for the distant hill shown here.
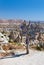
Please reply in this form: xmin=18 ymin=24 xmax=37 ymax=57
xmin=0 ymin=19 xmax=23 ymax=23
xmin=0 ymin=19 xmax=44 ymax=27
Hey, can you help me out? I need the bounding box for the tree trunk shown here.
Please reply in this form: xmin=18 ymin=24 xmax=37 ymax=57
xmin=26 ymin=44 xmax=29 ymax=54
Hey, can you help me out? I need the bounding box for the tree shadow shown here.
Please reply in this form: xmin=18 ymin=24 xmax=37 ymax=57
xmin=0 ymin=53 xmax=27 ymax=59
xmin=15 ymin=53 xmax=27 ymax=57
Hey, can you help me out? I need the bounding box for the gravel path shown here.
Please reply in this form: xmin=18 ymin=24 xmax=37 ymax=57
xmin=0 ymin=49 xmax=44 ymax=65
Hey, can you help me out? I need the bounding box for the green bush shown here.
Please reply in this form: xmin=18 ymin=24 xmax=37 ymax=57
xmin=17 ymin=43 xmax=21 ymax=46
xmin=36 ymin=44 xmax=41 ymax=51
xmin=9 ymin=39 xmax=14 ymax=43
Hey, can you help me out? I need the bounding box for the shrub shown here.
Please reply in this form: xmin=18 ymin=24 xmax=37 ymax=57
xmin=36 ymin=44 xmax=41 ymax=51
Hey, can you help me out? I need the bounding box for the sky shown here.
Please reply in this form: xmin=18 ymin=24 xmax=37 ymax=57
xmin=0 ymin=0 xmax=44 ymax=21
